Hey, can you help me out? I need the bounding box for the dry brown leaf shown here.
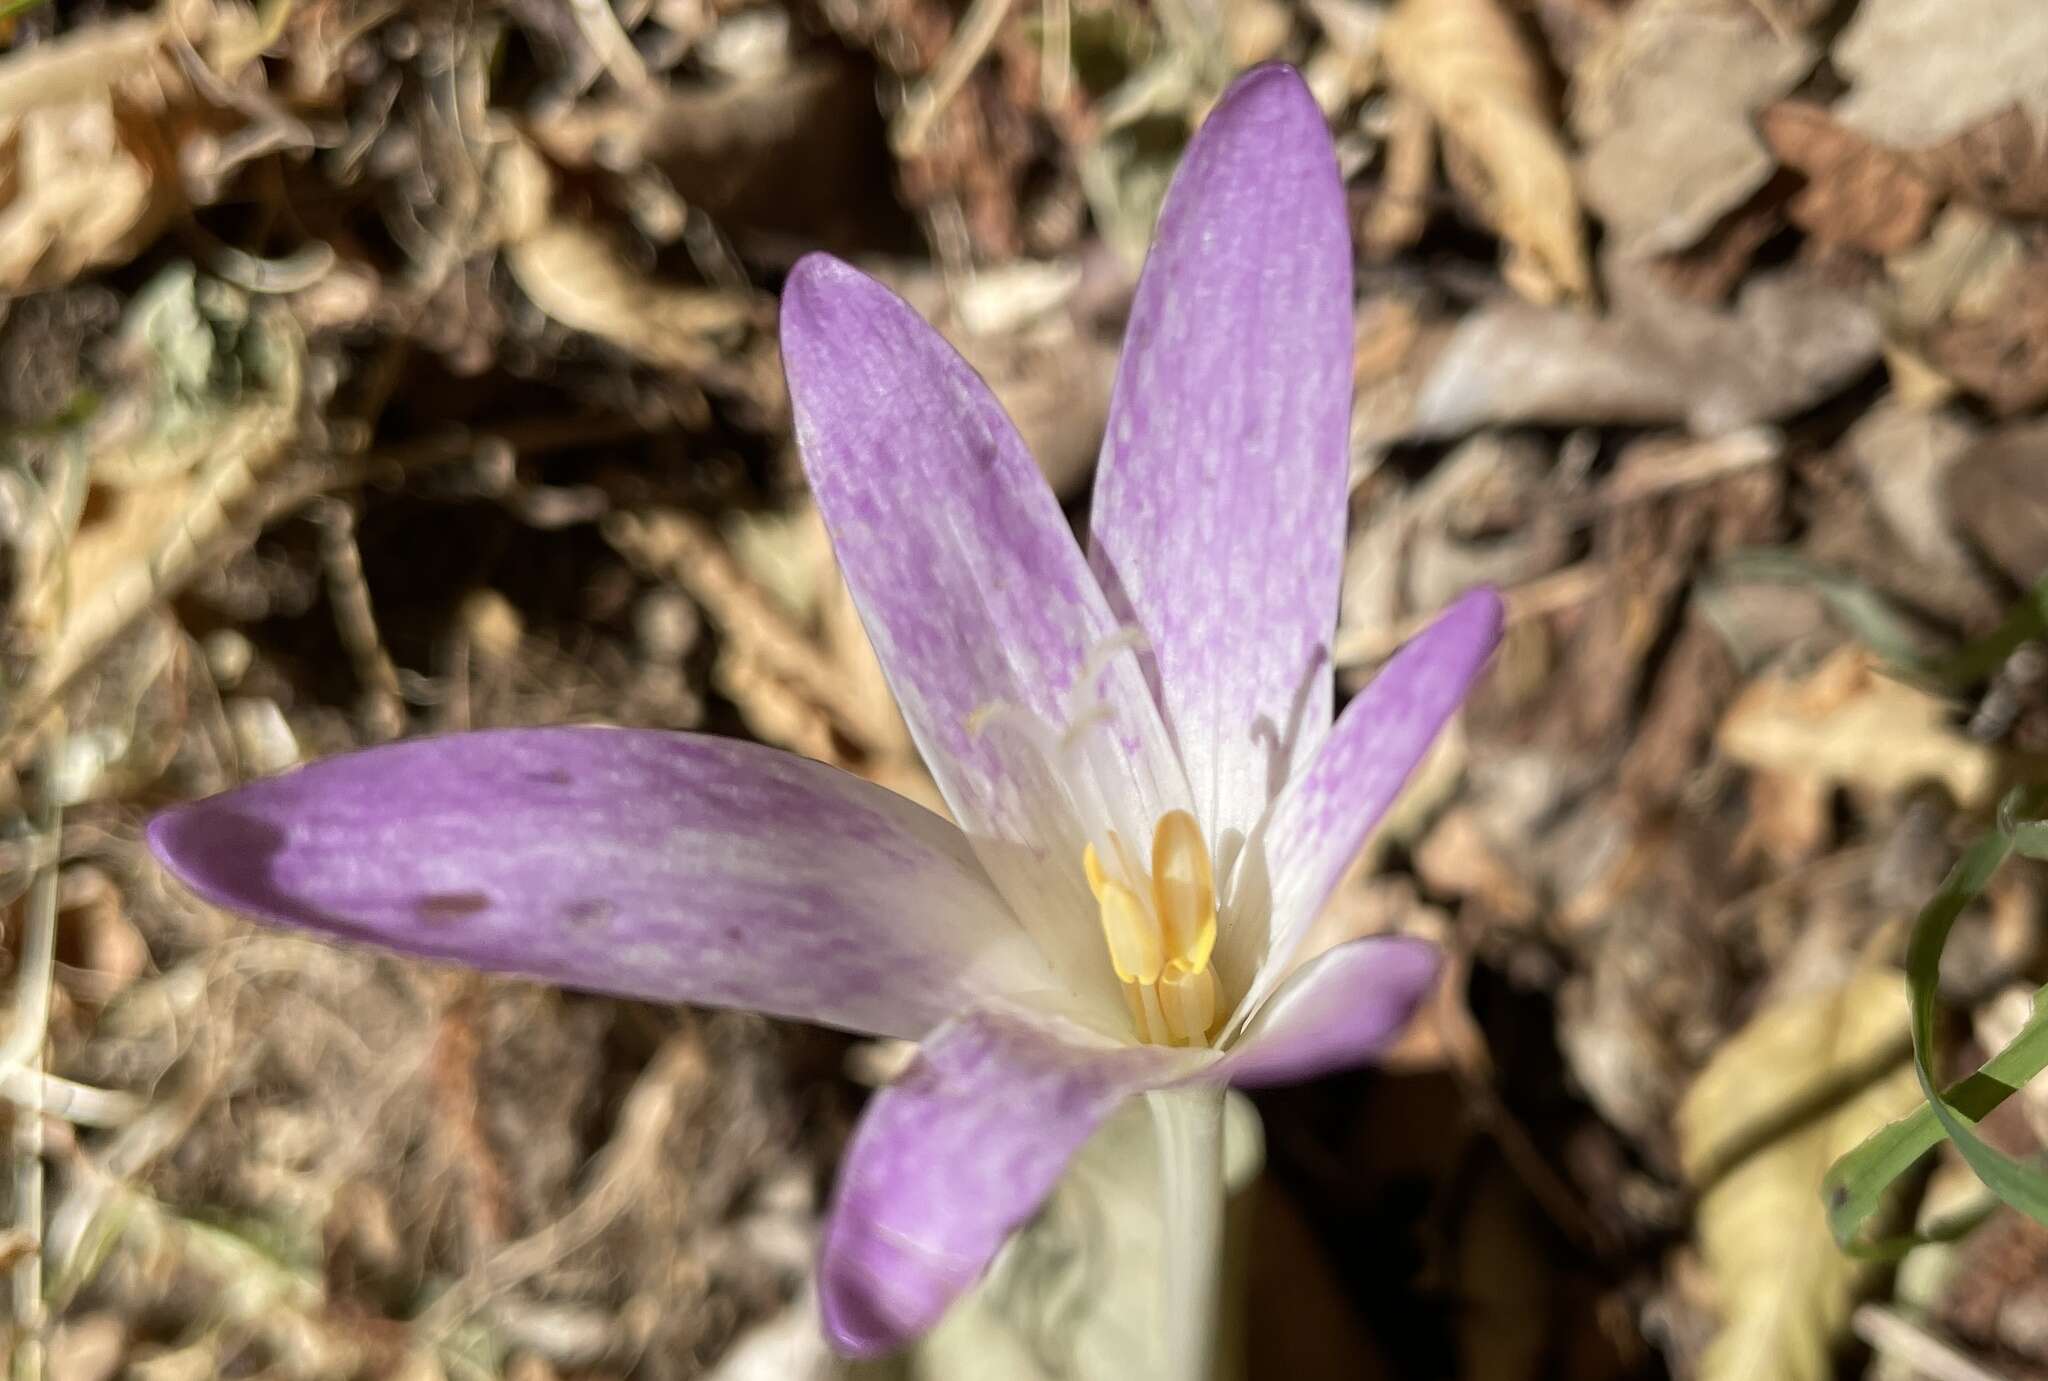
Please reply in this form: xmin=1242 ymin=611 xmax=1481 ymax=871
xmin=1678 ymin=968 xmax=1920 ymax=1381
xmin=16 ymin=303 xmax=301 ymax=723
xmin=1831 ymin=0 xmax=2048 ymax=151
xmin=1359 ymin=92 xmax=1436 ymax=260
xmin=1880 ymin=206 xmax=2048 ymax=415
xmin=1386 ymin=268 xmax=1879 ymax=440
xmin=495 ymin=140 xmax=754 ymax=376
xmin=1381 ymin=0 xmax=1592 ymax=306
xmin=1842 ymin=401 xmax=1977 ymax=573
xmin=525 ymin=56 xmax=900 ymax=251
xmin=1716 ymin=646 xmax=1999 ymax=807
xmin=1915 ymin=104 xmax=2048 ymax=220
xmin=1573 ymin=0 xmax=1815 ymax=258
xmin=0 ymin=13 xmax=189 ymax=293
xmin=1944 ymin=420 xmax=2048 ymax=586
xmin=1923 ymin=255 xmax=2048 ymax=416
xmin=1760 ymin=101 xmax=1939 ymax=255
xmin=1884 ymin=205 xmax=2025 ymax=336
xmin=0 ymin=3 xmax=266 ymax=295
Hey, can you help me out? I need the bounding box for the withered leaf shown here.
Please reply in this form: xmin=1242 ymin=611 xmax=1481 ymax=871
xmin=1944 ymin=420 xmax=2048 ymax=586
xmin=1381 ymin=0 xmax=1593 ymax=306
xmin=1923 ymin=254 xmax=2048 ymax=416
xmin=1678 ymin=968 xmax=1919 ymax=1381
xmin=1760 ymin=101 xmax=1938 ymax=255
xmin=1831 ymin=0 xmax=2048 ymax=151
xmin=1915 ymin=104 xmax=2048 ymax=219
xmin=1385 ymin=267 xmax=1880 ymax=440
xmin=1573 ymin=0 xmax=1816 ymax=259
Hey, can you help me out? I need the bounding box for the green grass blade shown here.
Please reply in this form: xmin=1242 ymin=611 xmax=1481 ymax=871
xmin=1824 ymin=790 xmax=2048 ymax=1252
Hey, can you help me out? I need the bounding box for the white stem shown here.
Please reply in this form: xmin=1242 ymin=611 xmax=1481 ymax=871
xmin=1145 ymin=1085 xmax=1226 ymax=1381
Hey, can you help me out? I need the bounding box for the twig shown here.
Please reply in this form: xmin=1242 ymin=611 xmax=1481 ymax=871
xmin=410 ymin=1033 xmax=704 ymax=1347
xmin=601 ymin=509 xmax=899 ymax=754
xmin=1333 ymin=562 xmax=1607 ymax=668
xmin=892 ymin=0 xmax=1017 ymax=155
xmin=566 ymin=0 xmax=655 ymax=95
xmin=1852 ymin=1305 xmax=2009 ymax=1381
xmin=1040 ymin=0 xmax=1072 ymax=108
xmin=6 ymin=727 xmax=63 ymax=1381
xmin=312 ymin=498 xmax=405 ymax=738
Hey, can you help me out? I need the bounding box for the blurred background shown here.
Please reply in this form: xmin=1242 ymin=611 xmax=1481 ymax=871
xmin=2 ymin=0 xmax=2046 ymax=1376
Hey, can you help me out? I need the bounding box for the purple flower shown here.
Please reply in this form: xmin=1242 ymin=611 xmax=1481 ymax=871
xmin=147 ymin=65 xmax=1499 ymax=1361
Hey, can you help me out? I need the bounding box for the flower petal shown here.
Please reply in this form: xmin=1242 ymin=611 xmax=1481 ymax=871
xmin=782 ymin=255 xmax=1187 ymax=1010
xmin=1216 ymin=935 xmax=1442 ymax=1087
xmin=818 ymin=1012 xmax=1193 ymax=1356
xmin=1087 ymin=65 xmax=1355 ymax=854
xmin=147 ymin=727 xmax=1050 ymax=1041
xmin=1227 ymin=589 xmax=1502 ymax=1020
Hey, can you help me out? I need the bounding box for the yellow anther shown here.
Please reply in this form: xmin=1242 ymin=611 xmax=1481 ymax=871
xmin=1087 ymin=817 xmax=1221 ymax=1046
xmin=1150 ymin=809 xmax=1216 ymax=973
xmin=1157 ymin=961 xmax=1218 ymax=1046
xmin=1094 ymin=872 xmax=1165 ymax=985
xmin=1083 ymin=841 xmax=1110 ymax=901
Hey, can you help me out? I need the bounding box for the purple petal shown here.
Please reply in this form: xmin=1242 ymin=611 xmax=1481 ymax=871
xmin=819 ymin=1012 xmax=1191 ymax=1356
xmin=1216 ymin=936 xmax=1442 ymax=1087
xmin=781 ymin=255 xmax=1187 ymax=1010
xmin=1229 ymin=589 xmax=1502 ymax=1016
xmin=147 ymin=727 xmax=1052 ymax=1041
xmin=1088 ymin=65 xmax=1356 ymax=851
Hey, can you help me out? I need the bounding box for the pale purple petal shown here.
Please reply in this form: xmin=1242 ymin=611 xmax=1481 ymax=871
xmin=1227 ymin=589 xmax=1502 ymax=1018
xmin=819 ymin=1012 xmax=1193 ymax=1356
xmin=1215 ymin=936 xmax=1442 ymax=1087
xmin=781 ymin=255 xmax=1187 ymax=1011
xmin=1088 ymin=65 xmax=1355 ymax=853
xmin=147 ymin=727 xmax=1054 ymax=1041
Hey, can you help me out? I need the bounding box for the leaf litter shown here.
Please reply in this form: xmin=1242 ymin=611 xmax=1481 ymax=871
xmin=2 ymin=0 xmax=2048 ymax=1377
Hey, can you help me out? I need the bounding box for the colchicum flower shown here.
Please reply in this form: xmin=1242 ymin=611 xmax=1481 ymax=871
xmin=147 ymin=65 xmax=1500 ymax=1366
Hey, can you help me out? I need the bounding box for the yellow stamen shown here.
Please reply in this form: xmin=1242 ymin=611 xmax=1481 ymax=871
xmin=1087 ymin=814 xmax=1223 ymax=1047
xmin=1151 ymin=809 xmax=1216 ymax=973
xmin=1087 ymin=846 xmax=1165 ymax=984
xmin=1158 ymin=961 xmax=1218 ymax=1046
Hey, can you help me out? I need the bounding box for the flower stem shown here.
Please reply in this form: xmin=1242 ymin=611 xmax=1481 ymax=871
xmin=1145 ymin=1084 xmax=1226 ymax=1381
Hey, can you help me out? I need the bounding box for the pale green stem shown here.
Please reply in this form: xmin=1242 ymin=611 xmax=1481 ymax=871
xmin=1145 ymin=1085 xmax=1226 ymax=1381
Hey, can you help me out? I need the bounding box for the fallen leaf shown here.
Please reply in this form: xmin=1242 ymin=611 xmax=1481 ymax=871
xmin=1915 ymin=104 xmax=2048 ymax=220
xmin=525 ymin=56 xmax=905 ymax=253
xmin=1381 ymin=0 xmax=1592 ymax=305
xmin=1716 ymin=646 xmax=1999 ymax=807
xmin=1923 ymin=254 xmax=2048 ymax=416
xmin=1842 ymin=401 xmax=1978 ymax=572
xmin=14 ymin=272 xmax=300 ymax=725
xmin=1884 ymin=205 xmax=2025 ymax=336
xmin=1573 ymin=0 xmax=1816 ymax=258
xmin=1830 ymin=0 xmax=2048 ymax=151
xmin=0 ymin=11 xmax=199 ymax=293
xmin=1359 ymin=92 xmax=1436 ymax=259
xmin=1387 ymin=267 xmax=1880 ymax=440
xmin=493 ymin=141 xmax=756 ymax=377
xmin=1878 ymin=205 xmax=2048 ymax=415
xmin=1944 ymin=420 xmax=2048 ymax=587
xmin=1760 ymin=101 xmax=1939 ymax=255
xmin=1678 ymin=968 xmax=1921 ymax=1381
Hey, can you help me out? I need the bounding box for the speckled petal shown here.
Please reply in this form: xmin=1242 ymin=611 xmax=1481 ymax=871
xmin=1216 ymin=936 xmax=1442 ymax=1087
xmin=1088 ymin=65 xmax=1355 ymax=852
xmin=1228 ymin=589 xmax=1502 ymax=1020
xmin=819 ymin=1012 xmax=1194 ymax=1356
xmin=147 ymin=727 xmax=1054 ymax=1041
xmin=782 ymin=255 xmax=1187 ymax=1013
